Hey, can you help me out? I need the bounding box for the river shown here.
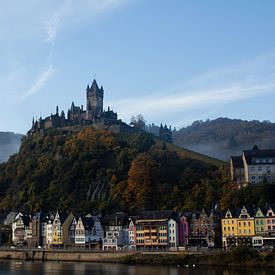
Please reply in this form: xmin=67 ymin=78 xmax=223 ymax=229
xmin=0 ymin=260 xmax=274 ymax=275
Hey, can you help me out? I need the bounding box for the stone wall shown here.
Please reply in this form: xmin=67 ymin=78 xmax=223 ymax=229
xmin=0 ymin=249 xmax=134 ymax=262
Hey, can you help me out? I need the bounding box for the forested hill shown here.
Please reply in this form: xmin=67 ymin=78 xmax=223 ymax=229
xmin=173 ymin=118 xmax=275 ymax=161
xmin=0 ymin=127 xmax=275 ymax=214
xmin=0 ymin=132 xmax=23 ymax=163
xmin=0 ymin=127 xmax=227 ymax=213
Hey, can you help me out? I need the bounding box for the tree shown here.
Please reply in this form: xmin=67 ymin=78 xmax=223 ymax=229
xmin=130 ymin=114 xmax=146 ymax=130
xmin=126 ymin=153 xmax=159 ymax=210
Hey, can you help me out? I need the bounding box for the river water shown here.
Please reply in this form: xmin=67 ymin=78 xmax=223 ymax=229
xmin=0 ymin=260 xmax=274 ymax=275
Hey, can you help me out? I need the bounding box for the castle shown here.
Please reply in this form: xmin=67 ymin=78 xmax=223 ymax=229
xmin=30 ymin=79 xmax=133 ymax=134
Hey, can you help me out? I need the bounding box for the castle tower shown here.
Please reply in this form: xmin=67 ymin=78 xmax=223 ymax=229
xmin=86 ymin=79 xmax=104 ymax=120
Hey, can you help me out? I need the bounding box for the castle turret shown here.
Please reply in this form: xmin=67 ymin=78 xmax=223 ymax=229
xmin=86 ymin=79 xmax=104 ymax=120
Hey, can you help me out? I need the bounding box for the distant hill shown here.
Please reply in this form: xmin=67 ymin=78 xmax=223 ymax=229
xmin=0 ymin=132 xmax=23 ymax=163
xmin=173 ymin=118 xmax=275 ymax=161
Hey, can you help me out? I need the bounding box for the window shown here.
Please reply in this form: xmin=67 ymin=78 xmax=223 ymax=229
xmin=258 ymin=166 xmax=262 ymax=172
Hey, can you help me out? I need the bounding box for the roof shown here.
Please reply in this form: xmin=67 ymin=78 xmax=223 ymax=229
xmin=82 ymin=216 xmax=95 ymax=230
xmin=231 ymin=156 xmax=244 ymax=168
xmin=267 ymin=204 xmax=275 ymax=213
xmin=57 ymin=211 xmax=69 ymax=225
xmin=243 ymin=149 xmax=275 ymax=165
xmin=21 ymin=215 xmax=31 ymax=227
xmin=135 ymin=210 xmax=175 ymax=221
xmin=102 ymin=212 xmax=128 ymax=227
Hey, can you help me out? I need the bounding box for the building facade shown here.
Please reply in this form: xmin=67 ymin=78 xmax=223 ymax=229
xmin=231 ymin=147 xmax=275 ymax=185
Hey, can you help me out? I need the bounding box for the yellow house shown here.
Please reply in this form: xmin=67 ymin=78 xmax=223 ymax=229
xmin=52 ymin=211 xmax=74 ymax=246
xmin=221 ymin=209 xmax=238 ymax=248
xmin=237 ymin=206 xmax=255 ymax=237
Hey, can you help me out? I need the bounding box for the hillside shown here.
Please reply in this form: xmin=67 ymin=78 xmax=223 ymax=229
xmin=173 ymin=118 xmax=275 ymax=161
xmin=0 ymin=127 xmax=275 ymax=214
xmin=0 ymin=127 xmax=227 ymax=213
xmin=0 ymin=132 xmax=23 ymax=163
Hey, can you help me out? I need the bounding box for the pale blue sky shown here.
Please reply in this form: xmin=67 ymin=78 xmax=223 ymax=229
xmin=1 ymin=0 xmax=275 ymax=133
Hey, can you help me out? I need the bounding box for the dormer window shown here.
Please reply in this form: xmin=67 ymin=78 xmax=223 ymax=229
xmin=256 ymin=159 xmax=260 ymax=163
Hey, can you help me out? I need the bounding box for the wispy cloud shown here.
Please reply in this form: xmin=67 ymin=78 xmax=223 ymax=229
xmin=44 ymin=13 xmax=61 ymax=42
xmin=42 ymin=0 xmax=127 ymax=43
xmin=21 ymin=65 xmax=56 ymax=101
xmin=109 ymin=52 xmax=275 ymax=127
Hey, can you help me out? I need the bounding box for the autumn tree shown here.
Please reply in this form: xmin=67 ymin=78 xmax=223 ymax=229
xmin=126 ymin=153 xmax=159 ymax=210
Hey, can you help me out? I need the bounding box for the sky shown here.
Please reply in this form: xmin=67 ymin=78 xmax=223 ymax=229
xmin=1 ymin=0 xmax=275 ymax=134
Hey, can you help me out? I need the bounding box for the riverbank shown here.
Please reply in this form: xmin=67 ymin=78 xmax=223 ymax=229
xmin=0 ymin=247 xmax=274 ymax=268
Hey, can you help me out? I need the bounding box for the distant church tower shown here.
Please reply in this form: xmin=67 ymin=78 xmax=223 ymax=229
xmin=86 ymin=79 xmax=104 ymax=120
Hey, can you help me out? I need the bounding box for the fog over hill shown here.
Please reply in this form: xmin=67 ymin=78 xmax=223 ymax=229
xmin=0 ymin=132 xmax=23 ymax=163
xmin=172 ymin=118 xmax=275 ymax=161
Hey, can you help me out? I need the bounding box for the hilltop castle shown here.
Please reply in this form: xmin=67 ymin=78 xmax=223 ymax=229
xmin=30 ymin=79 xmax=133 ymax=134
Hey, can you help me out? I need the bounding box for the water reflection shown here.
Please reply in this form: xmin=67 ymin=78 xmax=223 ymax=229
xmin=0 ymin=260 xmax=274 ymax=275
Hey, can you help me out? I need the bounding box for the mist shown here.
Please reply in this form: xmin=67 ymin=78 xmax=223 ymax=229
xmin=0 ymin=132 xmax=23 ymax=163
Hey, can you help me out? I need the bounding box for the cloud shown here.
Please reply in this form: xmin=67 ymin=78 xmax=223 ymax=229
xmin=44 ymin=13 xmax=61 ymax=42
xmin=42 ymin=0 xmax=128 ymax=43
xmin=22 ymin=65 xmax=56 ymax=101
xmin=108 ymin=52 xmax=275 ymax=126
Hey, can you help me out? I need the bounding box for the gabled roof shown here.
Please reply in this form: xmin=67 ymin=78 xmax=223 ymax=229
xmin=224 ymin=208 xmax=239 ymax=218
xmin=243 ymin=149 xmax=275 ymax=165
xmin=267 ymin=204 xmax=275 ymax=214
xmin=82 ymin=216 xmax=95 ymax=230
xmin=237 ymin=205 xmax=256 ymax=218
xmin=255 ymin=206 xmax=267 ymax=217
xmin=231 ymin=156 xmax=244 ymax=168
xmin=56 ymin=211 xmax=69 ymax=225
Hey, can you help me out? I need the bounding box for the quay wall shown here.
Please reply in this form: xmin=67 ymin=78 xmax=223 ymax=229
xmin=0 ymin=250 xmax=136 ymax=262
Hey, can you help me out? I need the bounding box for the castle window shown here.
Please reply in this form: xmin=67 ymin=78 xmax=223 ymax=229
xmin=269 ymin=159 xmax=273 ymax=163
xmin=258 ymin=166 xmax=262 ymax=172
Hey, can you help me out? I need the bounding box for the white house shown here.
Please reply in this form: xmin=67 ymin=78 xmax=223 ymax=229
xmin=12 ymin=213 xmax=31 ymax=246
xmin=102 ymin=213 xmax=129 ymax=251
xmin=168 ymin=218 xmax=178 ymax=250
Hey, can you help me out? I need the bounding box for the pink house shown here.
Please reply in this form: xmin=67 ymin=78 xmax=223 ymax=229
xmin=178 ymin=214 xmax=189 ymax=247
xmin=266 ymin=205 xmax=275 ymax=236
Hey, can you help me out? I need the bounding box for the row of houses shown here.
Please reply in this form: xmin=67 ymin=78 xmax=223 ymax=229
xmin=9 ymin=204 xmax=275 ymax=251
xmin=222 ymin=205 xmax=275 ymax=248
xmin=7 ymin=209 xmax=222 ymax=250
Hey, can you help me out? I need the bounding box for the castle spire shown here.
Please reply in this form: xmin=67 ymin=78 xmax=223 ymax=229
xmin=56 ymin=105 xmax=59 ymax=115
xmin=91 ymin=79 xmax=99 ymax=91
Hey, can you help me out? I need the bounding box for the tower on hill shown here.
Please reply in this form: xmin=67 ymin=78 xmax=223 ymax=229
xmin=86 ymin=79 xmax=104 ymax=121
